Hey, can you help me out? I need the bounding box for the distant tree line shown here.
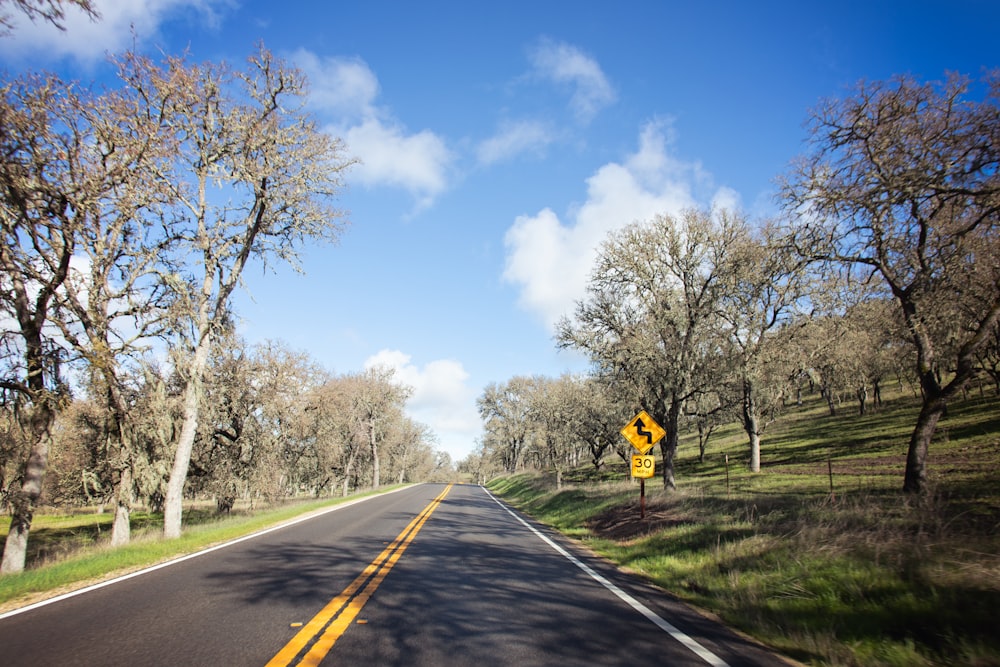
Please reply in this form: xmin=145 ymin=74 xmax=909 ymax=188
xmin=470 ymin=71 xmax=1000 ymax=495
xmin=43 ymin=338 xmax=446 ymax=517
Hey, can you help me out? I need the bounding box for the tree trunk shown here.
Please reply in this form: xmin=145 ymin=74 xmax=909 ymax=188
xmin=900 ymin=317 xmax=984 ymax=494
xmin=903 ymin=401 xmax=944 ymax=494
xmin=747 ymin=428 xmax=761 ymax=473
xmin=342 ymin=448 xmax=357 ymax=497
xmin=1 ymin=328 xmax=57 ymax=575
xmin=659 ymin=399 xmax=681 ymax=490
xmin=659 ymin=433 xmax=677 ymax=490
xmin=903 ymin=389 xmax=946 ymax=494
xmin=110 ymin=464 xmax=133 ymax=547
xmin=743 ymin=378 xmax=762 ymax=473
xmin=822 ymin=384 xmax=837 ymax=416
xmin=163 ymin=339 xmax=211 ymax=539
xmin=369 ymin=417 xmax=380 ymax=489
xmin=697 ymin=421 xmax=715 ymax=463
xmin=108 ymin=400 xmax=133 ymax=546
xmin=396 ymin=441 xmax=410 ymax=485
xmin=0 ymin=404 xmax=53 ymax=574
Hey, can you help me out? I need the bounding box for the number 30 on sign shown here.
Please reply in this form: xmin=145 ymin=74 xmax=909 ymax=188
xmin=631 ymin=455 xmax=655 ymax=479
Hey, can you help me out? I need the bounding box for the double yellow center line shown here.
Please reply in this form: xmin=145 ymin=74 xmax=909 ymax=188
xmin=266 ymin=484 xmax=453 ymax=667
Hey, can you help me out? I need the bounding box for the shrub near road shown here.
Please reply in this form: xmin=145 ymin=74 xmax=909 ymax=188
xmin=488 ymin=389 xmax=1000 ymax=667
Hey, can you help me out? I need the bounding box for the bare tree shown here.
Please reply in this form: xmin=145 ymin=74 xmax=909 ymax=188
xmin=47 ymin=56 xmax=179 ymax=546
xmin=782 ymin=71 xmax=1000 ymax=494
xmin=477 ymin=377 xmax=537 ymax=474
xmin=458 ymin=440 xmax=502 ymax=485
xmin=113 ymin=45 xmax=356 ymax=537
xmin=526 ymin=375 xmax=582 ymax=489
xmin=387 ymin=418 xmax=435 ymax=485
xmin=717 ymin=214 xmax=808 ymax=472
xmin=799 ymin=290 xmax=910 ymax=417
xmin=192 ymin=337 xmax=325 ymax=508
xmin=303 ymin=377 xmax=365 ymax=497
xmin=558 ymin=209 xmax=735 ymax=489
xmin=349 ymin=366 xmax=411 ymax=490
xmin=0 ymin=73 xmax=109 ymax=573
xmin=684 ymin=388 xmax=729 ymax=463
xmin=568 ymin=375 xmax=629 ymax=470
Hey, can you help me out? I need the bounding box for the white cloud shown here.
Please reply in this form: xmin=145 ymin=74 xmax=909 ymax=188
xmin=477 ymin=119 xmax=554 ymax=165
xmin=364 ymin=349 xmax=480 ymax=462
xmin=293 ymin=51 xmax=379 ymax=120
xmin=711 ymin=186 xmax=743 ymax=214
xmin=295 ymin=50 xmax=455 ymax=211
xmin=503 ymin=119 xmax=734 ymax=329
xmin=529 ymin=38 xmax=616 ymax=122
xmin=344 ymin=119 xmax=453 ymax=210
xmin=0 ymin=0 xmax=231 ymax=64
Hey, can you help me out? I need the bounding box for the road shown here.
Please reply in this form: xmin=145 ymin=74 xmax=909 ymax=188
xmin=0 ymin=484 xmax=791 ymax=666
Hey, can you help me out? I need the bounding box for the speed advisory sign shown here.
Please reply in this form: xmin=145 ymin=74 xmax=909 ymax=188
xmin=631 ymin=455 xmax=655 ymax=479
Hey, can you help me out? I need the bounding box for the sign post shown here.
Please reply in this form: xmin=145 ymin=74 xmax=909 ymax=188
xmin=621 ymin=411 xmax=665 ymax=519
xmin=631 ymin=454 xmax=656 ymax=519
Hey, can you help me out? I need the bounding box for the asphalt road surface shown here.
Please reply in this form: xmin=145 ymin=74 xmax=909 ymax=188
xmin=0 ymin=484 xmax=793 ymax=666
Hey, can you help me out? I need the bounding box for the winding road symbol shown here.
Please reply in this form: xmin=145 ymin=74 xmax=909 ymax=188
xmin=620 ymin=410 xmax=665 ymax=454
xmin=633 ymin=418 xmax=654 ymax=445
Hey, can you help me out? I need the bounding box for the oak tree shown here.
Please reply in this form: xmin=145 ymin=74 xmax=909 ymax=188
xmin=716 ymin=214 xmax=808 ymax=472
xmin=782 ymin=71 xmax=1000 ymax=494
xmin=558 ymin=209 xmax=734 ymax=488
xmin=0 ymin=73 xmax=138 ymax=571
xmin=477 ymin=377 xmax=537 ymax=474
xmin=115 ymin=45 xmax=355 ymax=537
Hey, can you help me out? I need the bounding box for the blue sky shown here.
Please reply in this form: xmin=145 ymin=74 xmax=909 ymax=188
xmin=3 ymin=1 xmax=998 ymax=462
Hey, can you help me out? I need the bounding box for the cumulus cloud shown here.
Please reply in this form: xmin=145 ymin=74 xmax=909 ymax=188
xmin=503 ymin=119 xmax=736 ymax=329
xmin=364 ymin=349 xmax=480 ymax=461
xmin=295 ymin=51 xmax=455 ymax=210
xmin=293 ymin=51 xmax=379 ymax=120
xmin=529 ymin=38 xmax=616 ymax=122
xmin=0 ymin=0 xmax=231 ymax=63
xmin=344 ymin=120 xmax=452 ymax=209
xmin=477 ymin=119 xmax=555 ymax=165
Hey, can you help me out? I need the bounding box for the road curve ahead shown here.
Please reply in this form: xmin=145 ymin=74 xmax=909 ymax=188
xmin=0 ymin=484 xmax=791 ymax=666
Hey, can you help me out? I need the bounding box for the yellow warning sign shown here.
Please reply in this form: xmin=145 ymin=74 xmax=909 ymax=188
xmin=620 ymin=410 xmax=665 ymax=455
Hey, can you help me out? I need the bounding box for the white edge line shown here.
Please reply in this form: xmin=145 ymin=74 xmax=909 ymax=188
xmin=482 ymin=485 xmax=729 ymax=667
xmin=0 ymin=485 xmax=412 ymax=621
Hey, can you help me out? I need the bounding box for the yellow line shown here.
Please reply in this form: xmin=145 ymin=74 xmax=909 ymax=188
xmin=265 ymin=484 xmax=452 ymax=667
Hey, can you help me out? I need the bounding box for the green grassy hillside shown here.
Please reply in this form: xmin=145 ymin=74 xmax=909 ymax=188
xmin=488 ymin=387 xmax=1000 ymax=667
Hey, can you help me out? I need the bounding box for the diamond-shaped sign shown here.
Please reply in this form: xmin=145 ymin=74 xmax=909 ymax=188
xmin=620 ymin=410 xmax=665 ymax=455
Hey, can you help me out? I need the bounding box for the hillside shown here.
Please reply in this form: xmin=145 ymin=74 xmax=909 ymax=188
xmin=488 ymin=385 xmax=1000 ymax=667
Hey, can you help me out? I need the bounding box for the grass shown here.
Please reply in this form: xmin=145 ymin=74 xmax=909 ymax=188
xmin=488 ymin=387 xmax=1000 ymax=667
xmin=0 ymin=487 xmax=405 ymax=612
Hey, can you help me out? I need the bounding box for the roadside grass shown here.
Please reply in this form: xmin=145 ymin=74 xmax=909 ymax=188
xmin=0 ymin=487 xmax=405 ymax=612
xmin=490 ymin=474 xmax=635 ymax=539
xmin=488 ymin=387 xmax=1000 ymax=667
